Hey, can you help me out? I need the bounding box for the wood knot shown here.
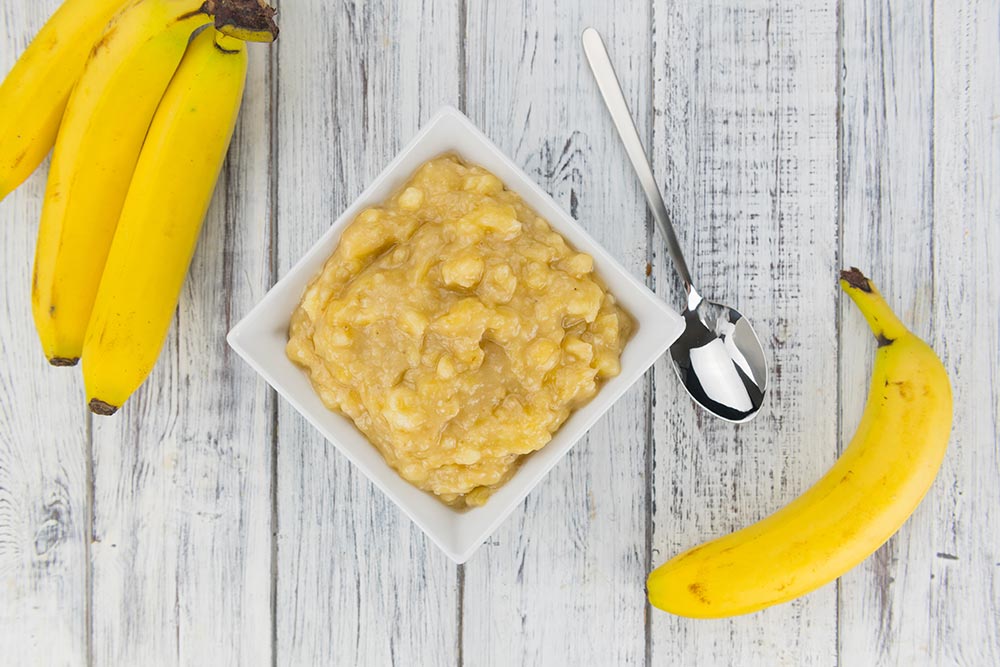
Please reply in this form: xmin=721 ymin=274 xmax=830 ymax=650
xmin=34 ymin=504 xmax=68 ymax=557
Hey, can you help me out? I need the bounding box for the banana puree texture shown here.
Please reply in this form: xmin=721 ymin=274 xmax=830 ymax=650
xmin=287 ymin=156 xmax=631 ymax=507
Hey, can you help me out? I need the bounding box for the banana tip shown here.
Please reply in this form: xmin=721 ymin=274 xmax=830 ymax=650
xmin=839 ymin=267 xmax=872 ymax=292
xmin=48 ymin=357 xmax=79 ymax=367
xmin=208 ymin=0 xmax=279 ymax=42
xmin=89 ymin=399 xmax=119 ymax=416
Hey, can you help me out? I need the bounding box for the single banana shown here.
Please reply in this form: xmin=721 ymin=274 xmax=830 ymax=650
xmin=647 ymin=268 xmax=952 ymax=618
xmin=83 ymin=28 xmax=248 ymax=415
xmin=0 ymin=0 xmax=132 ymax=201
xmin=31 ymin=0 xmax=212 ymax=366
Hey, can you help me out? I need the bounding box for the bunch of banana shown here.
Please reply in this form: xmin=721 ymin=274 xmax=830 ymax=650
xmin=647 ymin=268 xmax=952 ymax=618
xmin=0 ymin=0 xmax=277 ymax=414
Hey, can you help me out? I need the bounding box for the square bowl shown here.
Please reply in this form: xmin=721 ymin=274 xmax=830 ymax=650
xmin=227 ymin=106 xmax=684 ymax=563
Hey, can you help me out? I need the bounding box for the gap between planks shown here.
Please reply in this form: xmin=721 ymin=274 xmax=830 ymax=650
xmin=267 ymin=12 xmax=282 ymax=667
xmin=834 ymin=0 xmax=846 ymax=661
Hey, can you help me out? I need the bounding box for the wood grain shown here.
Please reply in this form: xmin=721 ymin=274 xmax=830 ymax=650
xmin=648 ymin=1 xmax=840 ymax=663
xmin=88 ymin=42 xmax=275 ymax=666
xmin=460 ymin=3 xmax=652 ymax=665
xmin=839 ymin=0 xmax=1000 ymax=663
xmin=927 ymin=3 xmax=1000 ymax=660
xmin=1 ymin=0 xmax=999 ymax=664
xmin=0 ymin=2 xmax=88 ymax=665
xmin=837 ymin=1 xmax=941 ymax=663
xmin=273 ymin=1 xmax=461 ymax=664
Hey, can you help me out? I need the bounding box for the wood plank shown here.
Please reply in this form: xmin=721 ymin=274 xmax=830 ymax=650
xmin=460 ymin=3 xmax=652 ymax=665
xmin=840 ymin=0 xmax=1000 ymax=662
xmin=273 ymin=1 xmax=461 ymax=664
xmin=836 ymin=1 xmax=944 ymax=663
xmin=928 ymin=3 xmax=1000 ymax=660
xmin=0 ymin=1 xmax=89 ymax=665
xmin=88 ymin=41 xmax=275 ymax=666
xmin=649 ymin=1 xmax=840 ymax=662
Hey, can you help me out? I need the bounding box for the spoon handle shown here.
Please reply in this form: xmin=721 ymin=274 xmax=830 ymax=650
xmin=582 ymin=27 xmax=695 ymax=293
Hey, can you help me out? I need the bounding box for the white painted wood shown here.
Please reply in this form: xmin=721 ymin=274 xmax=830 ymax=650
xmin=840 ymin=0 xmax=1000 ymax=663
xmin=460 ymin=3 xmax=652 ymax=665
xmin=88 ymin=42 xmax=275 ymax=666
xmin=1 ymin=0 xmax=999 ymax=664
xmin=0 ymin=2 xmax=88 ymax=665
xmin=837 ymin=1 xmax=943 ymax=663
xmin=926 ymin=4 xmax=1000 ymax=659
xmin=273 ymin=1 xmax=461 ymax=665
xmin=649 ymin=1 xmax=841 ymax=663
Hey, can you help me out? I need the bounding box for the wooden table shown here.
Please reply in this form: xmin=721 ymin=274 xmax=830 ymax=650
xmin=2 ymin=1 xmax=997 ymax=664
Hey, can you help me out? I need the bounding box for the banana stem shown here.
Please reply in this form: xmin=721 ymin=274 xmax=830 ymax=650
xmin=203 ymin=0 xmax=278 ymax=42
xmin=839 ymin=268 xmax=910 ymax=345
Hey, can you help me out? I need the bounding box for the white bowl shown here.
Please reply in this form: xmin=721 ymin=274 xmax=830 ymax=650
xmin=227 ymin=106 xmax=684 ymax=563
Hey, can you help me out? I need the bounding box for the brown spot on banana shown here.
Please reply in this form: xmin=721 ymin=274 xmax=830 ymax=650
xmin=688 ymin=582 xmax=709 ymax=604
xmin=11 ymin=148 xmax=28 ymax=169
xmin=90 ymin=23 xmax=119 ymax=57
xmin=891 ymin=380 xmax=914 ymax=400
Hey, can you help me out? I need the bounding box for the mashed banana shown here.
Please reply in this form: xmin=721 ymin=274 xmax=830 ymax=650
xmin=287 ymin=156 xmax=631 ymax=507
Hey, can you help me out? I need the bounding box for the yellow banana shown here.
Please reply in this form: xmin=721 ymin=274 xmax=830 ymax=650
xmin=0 ymin=0 xmax=131 ymax=201
xmin=31 ymin=0 xmax=212 ymax=366
xmin=647 ymin=268 xmax=952 ymax=618
xmin=83 ymin=28 xmax=248 ymax=415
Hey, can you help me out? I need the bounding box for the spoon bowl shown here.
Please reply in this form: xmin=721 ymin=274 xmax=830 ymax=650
xmin=671 ymin=290 xmax=768 ymax=422
xmin=582 ymin=27 xmax=769 ymax=421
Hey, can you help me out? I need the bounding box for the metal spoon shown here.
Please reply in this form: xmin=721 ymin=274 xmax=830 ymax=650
xmin=582 ymin=27 xmax=767 ymax=423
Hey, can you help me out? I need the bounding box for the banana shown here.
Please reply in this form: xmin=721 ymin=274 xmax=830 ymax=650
xmin=0 ymin=0 xmax=131 ymax=201
xmin=31 ymin=0 xmax=213 ymax=366
xmin=647 ymin=268 xmax=952 ymax=618
xmin=82 ymin=28 xmax=248 ymax=415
